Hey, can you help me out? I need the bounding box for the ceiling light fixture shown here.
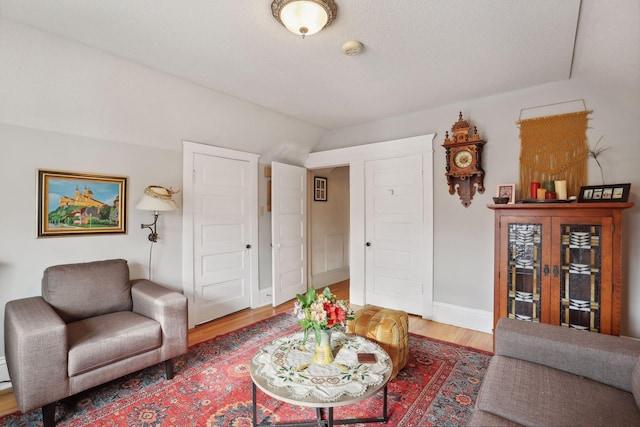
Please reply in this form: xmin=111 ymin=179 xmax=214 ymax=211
xmin=271 ymin=0 xmax=337 ymax=38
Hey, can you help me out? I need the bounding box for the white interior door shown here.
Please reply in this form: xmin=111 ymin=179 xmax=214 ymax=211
xmin=192 ymin=153 xmax=253 ymax=324
xmin=365 ymin=154 xmax=424 ymax=314
xmin=271 ymin=162 xmax=307 ymax=306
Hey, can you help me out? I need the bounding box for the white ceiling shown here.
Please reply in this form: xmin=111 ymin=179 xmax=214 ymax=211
xmin=0 ymin=0 xmax=582 ymax=130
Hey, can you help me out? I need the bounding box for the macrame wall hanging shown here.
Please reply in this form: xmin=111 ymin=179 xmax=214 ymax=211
xmin=517 ymin=107 xmax=592 ymax=200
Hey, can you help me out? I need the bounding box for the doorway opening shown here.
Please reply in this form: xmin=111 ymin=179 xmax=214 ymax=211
xmin=308 ymin=167 xmax=351 ymax=290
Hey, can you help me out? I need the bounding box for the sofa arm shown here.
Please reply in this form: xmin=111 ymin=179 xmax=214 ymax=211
xmin=4 ymin=297 xmax=69 ymax=412
xmin=495 ymin=317 xmax=640 ymax=392
xmin=131 ymin=279 xmax=188 ymax=360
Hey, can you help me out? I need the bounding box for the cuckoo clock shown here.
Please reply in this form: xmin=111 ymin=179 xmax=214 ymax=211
xmin=443 ymin=112 xmax=486 ymax=207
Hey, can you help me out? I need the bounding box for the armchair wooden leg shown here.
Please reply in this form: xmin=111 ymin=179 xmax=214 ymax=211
xmin=165 ymin=358 xmax=175 ymax=380
xmin=42 ymin=402 xmax=56 ymax=427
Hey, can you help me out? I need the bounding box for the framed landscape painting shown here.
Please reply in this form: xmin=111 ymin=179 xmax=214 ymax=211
xmin=37 ymin=169 xmax=127 ymax=237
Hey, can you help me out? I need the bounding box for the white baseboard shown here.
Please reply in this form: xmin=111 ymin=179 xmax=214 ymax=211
xmin=431 ymin=301 xmax=494 ymax=334
xmin=311 ymin=268 xmax=349 ymax=289
xmin=0 ymin=357 xmax=11 ymax=391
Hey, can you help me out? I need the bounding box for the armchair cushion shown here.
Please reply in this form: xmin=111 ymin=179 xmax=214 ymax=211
xmin=476 ymin=354 xmax=639 ymax=426
xmin=42 ymin=259 xmax=132 ymax=323
xmin=67 ymin=311 xmax=161 ymax=376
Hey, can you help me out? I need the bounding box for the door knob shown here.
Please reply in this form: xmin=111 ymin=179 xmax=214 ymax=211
xmin=246 ymin=244 xmax=251 ymax=249
xmin=366 ymin=242 xmax=371 ymax=247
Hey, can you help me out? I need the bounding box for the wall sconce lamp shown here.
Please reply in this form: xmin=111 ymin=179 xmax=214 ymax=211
xmin=136 ymin=186 xmax=179 ymax=242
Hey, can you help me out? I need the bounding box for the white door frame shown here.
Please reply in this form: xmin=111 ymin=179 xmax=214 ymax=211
xmin=305 ymin=134 xmax=435 ymax=319
xmin=182 ymin=141 xmax=260 ymax=328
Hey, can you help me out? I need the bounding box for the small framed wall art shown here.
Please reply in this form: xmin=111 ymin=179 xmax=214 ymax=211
xmin=314 ymin=176 xmax=328 ymax=202
xmin=496 ymin=183 xmax=516 ymax=204
xmin=37 ymin=169 xmax=128 ymax=237
xmin=578 ymin=183 xmax=631 ymax=203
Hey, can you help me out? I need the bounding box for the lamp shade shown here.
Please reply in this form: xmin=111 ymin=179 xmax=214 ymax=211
xmin=136 ymin=186 xmax=179 ymax=211
xmin=272 ymin=0 xmax=337 ymax=37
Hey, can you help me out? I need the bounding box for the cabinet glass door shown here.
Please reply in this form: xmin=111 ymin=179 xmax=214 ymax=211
xmin=507 ymin=223 xmax=544 ymax=322
xmin=559 ymin=224 xmax=602 ymax=331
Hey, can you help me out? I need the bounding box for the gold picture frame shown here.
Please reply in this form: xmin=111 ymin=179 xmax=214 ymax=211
xmin=37 ymin=169 xmax=128 ymax=237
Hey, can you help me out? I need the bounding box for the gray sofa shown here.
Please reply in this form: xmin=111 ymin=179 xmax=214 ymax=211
xmin=470 ymin=317 xmax=640 ymax=426
xmin=4 ymin=259 xmax=188 ymax=426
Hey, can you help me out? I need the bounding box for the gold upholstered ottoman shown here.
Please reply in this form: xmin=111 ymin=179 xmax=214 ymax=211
xmin=347 ymin=305 xmax=409 ymax=379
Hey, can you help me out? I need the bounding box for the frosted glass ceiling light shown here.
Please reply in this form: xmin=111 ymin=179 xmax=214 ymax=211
xmin=272 ymin=0 xmax=337 ymax=37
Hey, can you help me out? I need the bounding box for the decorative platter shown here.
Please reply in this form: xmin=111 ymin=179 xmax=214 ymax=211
xmin=517 ymin=199 xmax=574 ymax=204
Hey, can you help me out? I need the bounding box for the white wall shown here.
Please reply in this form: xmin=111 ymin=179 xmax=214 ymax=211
xmin=0 ymin=18 xmax=325 ymax=155
xmin=309 ymin=167 xmax=350 ymax=288
xmin=1 ymin=3 xmax=638 ymax=382
xmin=0 ymin=18 xmax=326 ymax=376
xmin=0 ymin=123 xmax=183 ymax=358
xmin=316 ymin=0 xmax=640 ymax=337
xmin=317 ymin=77 xmax=640 ymax=337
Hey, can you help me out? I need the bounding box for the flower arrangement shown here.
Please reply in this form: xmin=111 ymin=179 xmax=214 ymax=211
xmin=293 ymin=287 xmax=354 ymax=344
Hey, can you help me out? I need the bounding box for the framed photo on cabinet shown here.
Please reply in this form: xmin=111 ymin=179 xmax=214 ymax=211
xmin=497 ymin=183 xmax=516 ymax=204
xmin=578 ymin=183 xmax=630 ymax=203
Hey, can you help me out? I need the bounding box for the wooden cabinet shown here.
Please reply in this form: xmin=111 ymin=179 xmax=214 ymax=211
xmin=489 ymin=202 xmax=633 ymax=335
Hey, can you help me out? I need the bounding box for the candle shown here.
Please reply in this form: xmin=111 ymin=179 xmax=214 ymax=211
xmin=530 ymin=182 xmax=540 ymax=199
xmin=537 ymin=188 xmax=547 ymax=200
xmin=542 ymin=180 xmax=555 ymax=192
xmin=545 ymin=191 xmax=557 ymax=200
xmin=555 ymin=180 xmax=567 ymax=200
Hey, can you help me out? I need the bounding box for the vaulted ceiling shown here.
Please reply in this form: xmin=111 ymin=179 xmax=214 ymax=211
xmin=0 ymin=0 xmax=588 ymax=130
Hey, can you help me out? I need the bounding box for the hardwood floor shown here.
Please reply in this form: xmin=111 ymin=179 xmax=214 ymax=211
xmin=0 ymin=280 xmax=493 ymax=417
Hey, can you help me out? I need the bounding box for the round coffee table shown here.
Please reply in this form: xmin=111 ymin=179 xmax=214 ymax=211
xmin=250 ymin=330 xmax=392 ymax=426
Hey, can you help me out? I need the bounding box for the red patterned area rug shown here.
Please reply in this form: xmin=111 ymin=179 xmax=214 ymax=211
xmin=1 ymin=313 xmax=492 ymax=426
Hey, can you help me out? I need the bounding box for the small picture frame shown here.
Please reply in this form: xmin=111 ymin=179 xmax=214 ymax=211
xmin=497 ymin=183 xmax=516 ymax=204
xmin=314 ymin=176 xmax=328 ymax=202
xmin=38 ymin=169 xmax=128 ymax=237
xmin=578 ymin=183 xmax=631 ymax=203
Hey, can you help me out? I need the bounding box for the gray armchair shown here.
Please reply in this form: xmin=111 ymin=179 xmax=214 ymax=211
xmin=4 ymin=259 xmax=188 ymax=426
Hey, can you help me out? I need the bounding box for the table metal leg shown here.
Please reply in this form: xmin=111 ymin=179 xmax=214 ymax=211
xmin=253 ymin=382 xmax=258 ymax=427
xmin=382 ymin=383 xmax=388 ymax=422
xmin=331 ymin=383 xmax=389 ymax=425
xmin=252 ymin=382 xmax=388 ymax=426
